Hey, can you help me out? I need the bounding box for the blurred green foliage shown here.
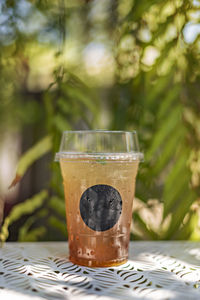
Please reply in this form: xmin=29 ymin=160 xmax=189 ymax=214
xmin=0 ymin=0 xmax=200 ymax=241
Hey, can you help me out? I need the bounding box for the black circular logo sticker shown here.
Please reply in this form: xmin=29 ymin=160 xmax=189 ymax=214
xmin=80 ymin=184 xmax=122 ymax=232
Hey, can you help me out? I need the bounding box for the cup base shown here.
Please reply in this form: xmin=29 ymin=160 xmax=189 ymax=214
xmin=69 ymin=256 xmax=128 ymax=267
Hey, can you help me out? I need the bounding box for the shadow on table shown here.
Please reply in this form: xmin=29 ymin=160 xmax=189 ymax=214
xmin=1 ymin=244 xmax=200 ymax=300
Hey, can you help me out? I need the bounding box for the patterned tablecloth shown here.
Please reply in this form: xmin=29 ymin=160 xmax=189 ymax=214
xmin=0 ymin=242 xmax=200 ymax=300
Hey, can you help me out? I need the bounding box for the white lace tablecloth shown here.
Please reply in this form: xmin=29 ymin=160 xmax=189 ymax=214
xmin=0 ymin=242 xmax=200 ymax=300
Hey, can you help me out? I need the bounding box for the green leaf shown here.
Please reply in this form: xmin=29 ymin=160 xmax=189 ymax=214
xmin=152 ymin=126 xmax=185 ymax=176
xmin=0 ymin=190 xmax=48 ymax=244
xmin=19 ymin=226 xmax=46 ymax=242
xmin=49 ymin=196 xmax=66 ymax=218
xmin=147 ymin=74 xmax=173 ymax=106
xmin=164 ymin=190 xmax=196 ymax=239
xmin=133 ymin=212 xmax=158 ymax=240
xmin=44 ymin=92 xmax=54 ymax=131
xmin=157 ymin=85 xmax=180 ymax=120
xmin=57 ymin=97 xmax=72 ymax=114
xmin=65 ymin=85 xmax=98 ymax=117
xmin=163 ymin=165 xmax=190 ymax=218
xmin=9 ymin=136 xmax=52 ymax=188
xmin=53 ymin=114 xmax=71 ymax=132
xmin=48 ymin=216 xmax=67 ymax=236
xmin=164 ymin=151 xmax=189 ymax=196
xmin=151 ymin=13 xmax=177 ymax=42
xmin=152 ymin=38 xmax=178 ymax=70
xmin=18 ymin=209 xmax=48 ymax=242
xmin=128 ymin=0 xmax=164 ymax=22
xmin=174 ymin=210 xmax=199 ymax=240
xmin=163 ymin=147 xmax=191 ymax=218
xmin=146 ymin=106 xmax=181 ymax=160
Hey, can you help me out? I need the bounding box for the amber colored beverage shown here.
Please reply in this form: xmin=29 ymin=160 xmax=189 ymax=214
xmin=60 ymin=155 xmax=139 ymax=267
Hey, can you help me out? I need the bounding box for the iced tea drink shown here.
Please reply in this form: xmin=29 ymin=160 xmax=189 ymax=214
xmin=56 ymin=130 xmax=143 ymax=267
xmin=60 ymin=155 xmax=139 ymax=267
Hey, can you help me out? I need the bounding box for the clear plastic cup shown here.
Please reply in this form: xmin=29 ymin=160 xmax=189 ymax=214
xmin=55 ymin=130 xmax=143 ymax=267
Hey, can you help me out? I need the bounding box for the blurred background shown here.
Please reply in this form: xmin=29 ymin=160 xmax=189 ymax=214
xmin=0 ymin=0 xmax=200 ymax=242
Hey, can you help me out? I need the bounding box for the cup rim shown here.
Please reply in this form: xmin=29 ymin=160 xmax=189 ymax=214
xmin=62 ymin=130 xmax=137 ymax=134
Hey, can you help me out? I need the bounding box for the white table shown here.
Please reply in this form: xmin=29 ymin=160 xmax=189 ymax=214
xmin=0 ymin=242 xmax=200 ymax=300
